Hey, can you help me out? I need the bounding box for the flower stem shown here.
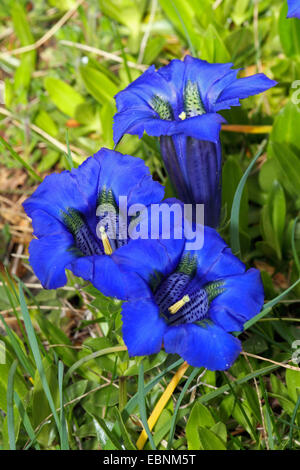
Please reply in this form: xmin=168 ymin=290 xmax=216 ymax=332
xmin=136 ymin=361 xmax=189 ymax=450
xmin=119 ymin=376 xmax=127 ymax=412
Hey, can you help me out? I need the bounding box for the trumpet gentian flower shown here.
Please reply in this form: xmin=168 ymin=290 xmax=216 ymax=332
xmin=287 ymin=0 xmax=300 ymax=18
xmin=113 ymin=56 xmax=276 ymax=228
xmin=23 ymin=148 xmax=168 ymax=300
xmin=121 ymin=226 xmax=264 ymax=370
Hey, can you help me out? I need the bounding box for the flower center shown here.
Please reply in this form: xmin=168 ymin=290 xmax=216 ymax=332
xmin=62 ymin=187 xmax=130 ymax=257
xmin=99 ymin=226 xmax=113 ymax=255
xmin=152 ymin=253 xmax=225 ymax=326
xmin=183 ymin=80 xmax=206 ymax=117
xmin=62 ymin=208 xmax=104 ymax=256
xmin=151 ymin=95 xmax=174 ymax=120
xmin=169 ymin=294 xmax=190 ymax=314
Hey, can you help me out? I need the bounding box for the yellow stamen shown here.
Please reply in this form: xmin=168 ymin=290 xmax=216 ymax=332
xmin=136 ymin=361 xmax=189 ymax=450
xmin=178 ymin=111 xmax=186 ymax=120
xmin=168 ymin=295 xmax=190 ymax=314
xmin=100 ymin=226 xmax=113 ymax=255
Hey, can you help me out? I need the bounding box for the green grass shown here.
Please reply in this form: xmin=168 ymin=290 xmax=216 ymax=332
xmin=0 ymin=0 xmax=299 ymax=451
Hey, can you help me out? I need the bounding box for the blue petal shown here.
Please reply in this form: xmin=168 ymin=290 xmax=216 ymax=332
xmin=112 ymin=237 xmax=185 ymax=288
xmin=113 ymin=107 xmax=157 ymax=144
xmin=183 ymin=226 xmax=227 ymax=285
xmin=122 ymin=300 xmax=167 ymax=356
xmin=216 ymin=74 xmax=277 ymax=108
xmin=287 ymin=0 xmax=300 ymax=18
xmin=28 ymin=234 xmax=79 ymax=289
xmin=164 ymin=321 xmax=242 ymax=370
xmin=29 ymin=209 xmax=69 ymax=239
xmin=114 ymin=109 xmax=224 ymax=143
xmin=173 ymin=113 xmax=225 ymax=142
xmin=208 ymin=268 xmax=264 ymax=332
xmin=68 ymin=254 xmax=151 ymax=300
xmin=182 ymin=56 xmax=234 ymax=109
xmin=94 ymin=148 xmax=164 ymax=206
xmin=203 ymin=247 xmax=246 ymax=283
xmin=115 ymin=65 xmax=176 ymax=111
xmin=184 ymin=138 xmax=222 ymax=228
xmin=23 ymin=156 xmax=101 ymax=223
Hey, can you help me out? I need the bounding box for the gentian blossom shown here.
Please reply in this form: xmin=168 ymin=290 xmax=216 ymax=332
xmin=23 ymin=148 xmax=168 ymax=300
xmin=120 ymin=226 xmax=264 ymax=370
xmin=287 ymin=0 xmax=300 ymax=18
xmin=113 ymin=56 xmax=276 ymax=228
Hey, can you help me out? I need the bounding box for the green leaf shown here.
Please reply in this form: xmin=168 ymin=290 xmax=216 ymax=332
xmin=198 ymin=427 xmax=226 ymax=450
xmin=35 ymin=110 xmax=58 ymax=138
xmin=44 ymin=77 xmax=85 ymax=118
xmin=269 ymin=100 xmax=300 ymax=153
xmin=286 ymin=369 xmax=300 ymax=404
xmin=80 ymin=65 xmax=119 ymax=104
xmin=199 ymin=24 xmax=230 ymax=62
xmin=186 ymin=401 xmax=215 ymax=450
xmin=270 ymin=142 xmax=300 ymax=199
xmin=11 ymin=2 xmax=36 ymax=100
xmin=279 ymin=3 xmax=300 ymax=57
xmin=11 ymin=3 xmax=33 ymax=46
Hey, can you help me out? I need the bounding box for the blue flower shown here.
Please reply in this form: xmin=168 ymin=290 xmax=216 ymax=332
xmin=23 ymin=148 xmax=166 ymax=300
xmin=121 ymin=226 xmax=264 ymax=370
xmin=113 ymin=56 xmax=276 ymax=228
xmin=287 ymin=0 xmax=300 ymax=18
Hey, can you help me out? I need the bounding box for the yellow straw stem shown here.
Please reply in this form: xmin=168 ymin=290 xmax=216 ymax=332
xmin=100 ymin=226 xmax=113 ymax=255
xmin=136 ymin=361 xmax=189 ymax=450
xmin=221 ymin=124 xmax=272 ymax=134
xmin=168 ymin=295 xmax=190 ymax=315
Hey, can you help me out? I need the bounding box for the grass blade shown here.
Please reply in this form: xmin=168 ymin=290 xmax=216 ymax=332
xmin=64 ymin=129 xmax=74 ymax=170
xmin=0 ymin=314 xmax=35 ymax=378
xmin=64 ymin=345 xmax=127 ymax=383
xmin=14 ymin=391 xmax=40 ymax=450
xmin=167 ymin=367 xmax=200 ymax=449
xmin=230 ymin=140 xmax=266 ymax=255
xmin=169 ymin=0 xmax=196 ymax=56
xmin=7 ymin=359 xmax=18 ymax=450
xmin=0 ymin=135 xmax=42 ymax=182
xmin=58 ymin=361 xmax=69 ymax=450
xmin=18 ymin=284 xmax=61 ymax=434
xmin=137 ymin=361 xmax=156 ymax=450
xmin=291 ymin=216 xmax=300 ymax=274
xmin=288 ymin=394 xmax=300 ymax=449
xmin=244 ymin=278 xmax=300 ymax=331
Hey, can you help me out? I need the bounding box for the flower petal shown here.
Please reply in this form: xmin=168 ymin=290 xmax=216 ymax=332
xmin=113 ymin=237 xmax=185 ymax=288
xmin=164 ymin=321 xmax=242 ymax=370
xmin=287 ymin=0 xmax=300 ymax=18
xmin=23 ymin=156 xmax=101 ymax=223
xmin=216 ymin=74 xmax=277 ymax=106
xmin=28 ymin=234 xmax=79 ymax=289
xmin=122 ymin=299 xmax=167 ymax=356
xmin=208 ymin=268 xmax=264 ymax=332
xmin=94 ymin=148 xmax=164 ymax=206
xmin=68 ymin=254 xmax=151 ymax=300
